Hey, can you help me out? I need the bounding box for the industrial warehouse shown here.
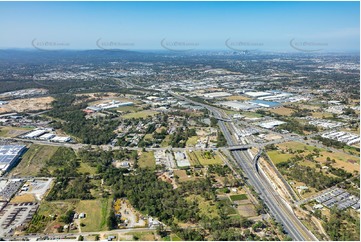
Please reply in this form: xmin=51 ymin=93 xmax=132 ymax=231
xmin=0 ymin=145 xmax=26 ymax=176
xmin=21 ymin=129 xmax=71 ymax=143
xmin=85 ymin=100 xmax=134 ymax=112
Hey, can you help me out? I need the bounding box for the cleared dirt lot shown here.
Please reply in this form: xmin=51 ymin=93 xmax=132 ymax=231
xmin=0 ymin=96 xmax=54 ymax=114
xmin=269 ymin=107 xmax=295 ymax=116
xmin=224 ymin=95 xmax=251 ymax=101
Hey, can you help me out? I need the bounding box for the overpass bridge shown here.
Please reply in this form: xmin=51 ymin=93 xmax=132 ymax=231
xmin=227 ymin=144 xmax=252 ymax=151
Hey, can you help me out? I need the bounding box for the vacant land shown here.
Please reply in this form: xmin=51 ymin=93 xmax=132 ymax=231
xmin=77 ymin=162 xmax=97 ymax=175
xmin=186 ymin=195 xmax=219 ymax=219
xmin=9 ymin=144 xmax=59 ymax=177
xmin=122 ymin=110 xmax=158 ymax=119
xmin=217 ymin=196 xmax=238 ymax=215
xmin=275 ymin=141 xmax=359 ymax=173
xmin=75 ymin=198 xmax=111 ymax=232
xmin=174 ymin=169 xmax=195 ymax=182
xmin=11 ymin=193 xmax=37 ymax=203
xmin=269 ymin=107 xmax=295 ymax=116
xmin=186 ymin=136 xmax=198 ymax=146
xmin=225 ymin=95 xmax=251 ymax=101
xmin=0 ymin=126 xmax=32 ymax=137
xmin=160 ymin=135 xmax=171 ymax=147
xmin=237 ymin=203 xmax=257 ymax=217
xmin=194 ymin=150 xmax=223 ymax=166
xmin=267 ymin=151 xmax=294 ymax=164
xmin=125 ymin=231 xmax=157 ymax=241
xmin=138 ymin=151 xmax=156 ymax=168
xmin=143 ymin=133 xmax=153 ymax=140
xmin=187 ymin=151 xmax=200 ymax=166
xmin=311 ymin=112 xmax=334 ymax=118
xmin=242 ymin=111 xmax=263 ymax=118
xmin=0 ymin=96 xmax=54 ymax=114
xmin=28 ymin=200 xmax=77 ymax=233
xmin=28 ymin=198 xmax=111 ymax=233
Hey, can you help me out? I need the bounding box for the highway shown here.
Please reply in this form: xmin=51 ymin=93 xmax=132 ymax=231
xmin=170 ymin=92 xmax=317 ymax=241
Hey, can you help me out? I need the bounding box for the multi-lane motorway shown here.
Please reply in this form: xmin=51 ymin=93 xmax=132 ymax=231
xmin=170 ymin=92 xmax=317 ymax=241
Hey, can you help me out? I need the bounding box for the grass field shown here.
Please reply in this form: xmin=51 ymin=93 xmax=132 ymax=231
xmin=10 ymin=144 xmax=59 ymax=177
xmin=160 ymin=135 xmax=171 ymax=147
xmin=77 ymin=162 xmax=97 ymax=175
xmin=122 ymin=110 xmax=158 ymax=119
xmin=186 ymin=136 xmax=198 ymax=146
xmin=271 ymin=141 xmax=360 ymax=173
xmin=0 ymin=126 xmax=32 ymax=137
xmin=138 ymin=151 xmax=156 ymax=168
xmin=186 ymin=194 xmax=220 ymax=219
xmin=277 ymin=141 xmax=316 ymax=151
xmin=187 ymin=151 xmax=200 ymax=166
xmin=242 ymin=111 xmax=263 ymax=118
xmin=193 ymin=150 xmax=223 ymax=166
xmin=126 ymin=231 xmax=156 ymax=241
xmin=269 ymin=107 xmax=295 ymax=116
xmin=230 ymin=194 xmax=248 ymax=201
xmin=267 ymin=150 xmax=294 ymax=164
xmin=315 ymin=150 xmax=360 ymax=173
xmin=168 ymin=234 xmax=182 ymax=241
xmin=143 ymin=133 xmax=153 ymax=140
xmin=75 ymin=198 xmax=111 ymax=232
xmin=343 ymin=145 xmax=360 ymax=157
xmin=174 ymin=169 xmax=194 ymax=182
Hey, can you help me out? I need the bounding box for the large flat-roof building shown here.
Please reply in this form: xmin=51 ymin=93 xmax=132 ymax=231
xmin=244 ymin=91 xmax=271 ymax=98
xmin=86 ymin=100 xmax=134 ymax=112
xmin=24 ymin=129 xmax=47 ymax=139
xmin=258 ymin=120 xmax=286 ymax=129
xmin=249 ymin=100 xmax=281 ymax=108
xmin=0 ymin=145 xmax=26 ymax=175
xmin=219 ymin=101 xmax=258 ymax=111
xmin=203 ymin=92 xmax=232 ymax=99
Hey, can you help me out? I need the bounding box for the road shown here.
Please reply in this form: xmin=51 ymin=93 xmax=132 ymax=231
xmin=0 ymin=137 xmax=219 ymax=152
xmin=3 ymin=227 xmax=156 ymax=241
xmin=170 ymin=91 xmax=317 ymax=241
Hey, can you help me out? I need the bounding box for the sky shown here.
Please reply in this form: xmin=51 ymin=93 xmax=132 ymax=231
xmin=0 ymin=1 xmax=359 ymax=52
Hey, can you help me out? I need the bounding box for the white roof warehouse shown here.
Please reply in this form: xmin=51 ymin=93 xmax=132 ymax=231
xmin=0 ymin=145 xmax=26 ymax=175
